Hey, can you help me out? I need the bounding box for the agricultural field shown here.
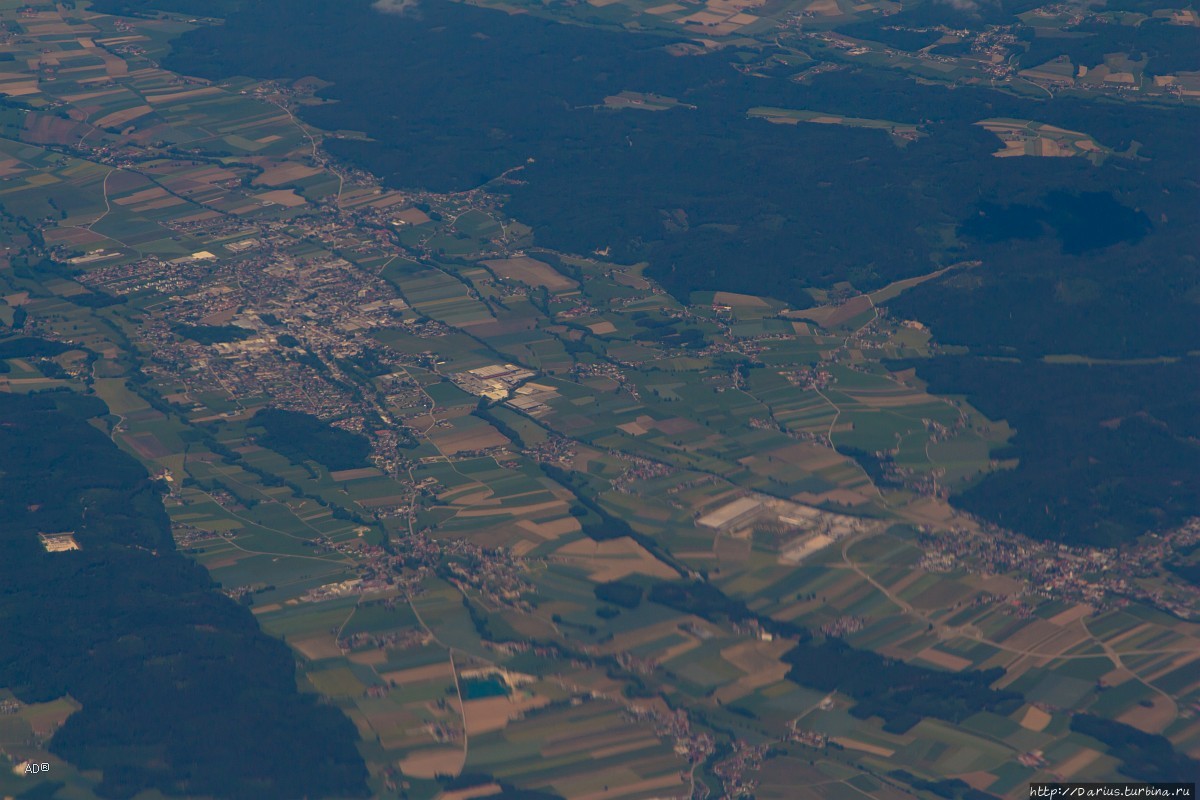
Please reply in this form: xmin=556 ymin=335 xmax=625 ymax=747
xmin=748 ymin=107 xmax=926 ymax=146
xmin=974 ymin=118 xmax=1124 ymax=162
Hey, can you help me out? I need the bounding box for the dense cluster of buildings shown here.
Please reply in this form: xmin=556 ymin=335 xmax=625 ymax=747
xmin=918 ymin=517 xmax=1200 ymax=618
xmin=695 ymin=493 xmax=870 ymax=562
xmin=449 ymin=363 xmax=536 ymax=400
